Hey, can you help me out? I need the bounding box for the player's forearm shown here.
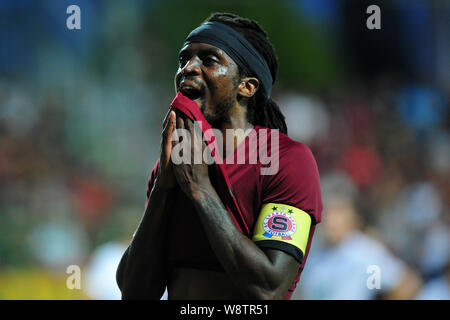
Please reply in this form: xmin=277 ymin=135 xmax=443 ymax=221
xmin=117 ymin=186 xmax=170 ymax=299
xmin=190 ymin=184 xmax=288 ymax=299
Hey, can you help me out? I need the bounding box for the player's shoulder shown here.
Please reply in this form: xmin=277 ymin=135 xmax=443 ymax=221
xmin=256 ymin=125 xmax=319 ymax=180
xmin=279 ymin=132 xmax=313 ymax=158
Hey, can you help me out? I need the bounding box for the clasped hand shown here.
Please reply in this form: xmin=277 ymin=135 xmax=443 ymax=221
xmin=154 ymin=108 xmax=212 ymax=199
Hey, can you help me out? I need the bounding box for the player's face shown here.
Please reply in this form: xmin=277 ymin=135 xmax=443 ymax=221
xmin=175 ymin=42 xmax=241 ymax=126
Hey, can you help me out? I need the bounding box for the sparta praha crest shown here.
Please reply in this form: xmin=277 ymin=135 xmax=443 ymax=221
xmin=262 ymin=208 xmax=297 ymax=240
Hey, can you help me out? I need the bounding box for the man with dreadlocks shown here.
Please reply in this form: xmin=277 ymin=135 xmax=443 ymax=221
xmin=116 ymin=13 xmax=322 ymax=300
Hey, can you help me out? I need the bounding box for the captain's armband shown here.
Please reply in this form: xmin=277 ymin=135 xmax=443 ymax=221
xmin=252 ymin=203 xmax=312 ymax=263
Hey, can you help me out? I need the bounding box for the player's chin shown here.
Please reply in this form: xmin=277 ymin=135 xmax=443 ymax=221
xmin=195 ymin=100 xmax=211 ymax=119
xmin=179 ymin=92 xmax=211 ymax=122
xmin=202 ymin=108 xmax=226 ymax=127
xmin=180 ymin=91 xmax=204 ymax=109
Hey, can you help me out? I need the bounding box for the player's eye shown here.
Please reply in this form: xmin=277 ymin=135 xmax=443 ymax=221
xmin=202 ymin=55 xmax=218 ymax=66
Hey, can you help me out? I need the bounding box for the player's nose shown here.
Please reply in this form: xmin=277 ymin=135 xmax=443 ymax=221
xmin=182 ymin=56 xmax=202 ymax=76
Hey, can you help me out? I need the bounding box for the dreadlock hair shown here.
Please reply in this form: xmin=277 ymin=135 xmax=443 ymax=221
xmin=205 ymin=13 xmax=288 ymax=135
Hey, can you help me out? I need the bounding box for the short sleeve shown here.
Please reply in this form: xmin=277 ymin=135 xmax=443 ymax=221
xmin=261 ymin=140 xmax=322 ymax=224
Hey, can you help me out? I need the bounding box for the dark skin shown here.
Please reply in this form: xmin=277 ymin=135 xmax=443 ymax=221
xmin=117 ymin=42 xmax=300 ymax=300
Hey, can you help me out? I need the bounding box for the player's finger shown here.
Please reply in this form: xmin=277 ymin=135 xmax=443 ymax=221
xmin=184 ymin=117 xmax=193 ymax=131
xmin=175 ymin=113 xmax=183 ymax=137
xmin=162 ymin=107 xmax=173 ymax=129
xmin=167 ymin=110 xmax=176 ymax=137
xmin=176 ymin=113 xmax=185 ymax=130
xmin=162 ymin=110 xmax=175 ymax=141
xmin=184 ymin=118 xmax=197 ymax=145
xmin=162 ymin=110 xmax=176 ymax=159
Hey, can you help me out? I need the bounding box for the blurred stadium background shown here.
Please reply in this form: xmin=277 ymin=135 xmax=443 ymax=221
xmin=0 ymin=0 xmax=448 ymax=299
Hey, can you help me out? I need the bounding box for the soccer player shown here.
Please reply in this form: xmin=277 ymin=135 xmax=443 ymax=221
xmin=116 ymin=13 xmax=322 ymax=300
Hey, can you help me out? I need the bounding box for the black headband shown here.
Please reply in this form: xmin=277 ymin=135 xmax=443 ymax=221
xmin=183 ymin=21 xmax=273 ymax=100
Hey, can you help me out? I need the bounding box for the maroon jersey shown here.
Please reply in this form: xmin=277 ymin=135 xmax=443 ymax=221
xmin=145 ymin=93 xmax=322 ymax=299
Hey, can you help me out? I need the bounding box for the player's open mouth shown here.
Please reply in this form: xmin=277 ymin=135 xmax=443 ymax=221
xmin=179 ymin=81 xmax=203 ymax=102
xmin=181 ymin=87 xmax=202 ymax=101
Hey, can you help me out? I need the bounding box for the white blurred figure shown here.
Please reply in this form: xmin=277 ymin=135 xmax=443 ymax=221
xmin=278 ymin=93 xmax=330 ymax=144
xmin=84 ymin=241 xmax=128 ymax=300
xmin=377 ymin=182 xmax=447 ymax=276
xmin=161 ymin=287 xmax=168 ymax=300
xmin=295 ymin=172 xmax=422 ymax=299
xmin=86 ymin=241 xmax=169 ymax=300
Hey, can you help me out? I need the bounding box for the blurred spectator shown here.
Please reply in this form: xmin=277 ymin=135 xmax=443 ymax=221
xmin=278 ymin=92 xmax=330 ymax=144
xmin=83 ymin=241 xmax=128 ymax=300
xmin=415 ymin=261 xmax=450 ymax=300
xmin=375 ymin=182 xmax=448 ymax=276
xmin=295 ymin=172 xmax=423 ymax=299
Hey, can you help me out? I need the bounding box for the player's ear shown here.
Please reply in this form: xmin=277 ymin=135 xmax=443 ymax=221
xmin=238 ymin=77 xmax=259 ymax=98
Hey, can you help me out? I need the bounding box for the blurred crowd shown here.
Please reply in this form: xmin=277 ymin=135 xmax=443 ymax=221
xmin=0 ymin=0 xmax=448 ymax=299
xmin=286 ymin=79 xmax=449 ymax=299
